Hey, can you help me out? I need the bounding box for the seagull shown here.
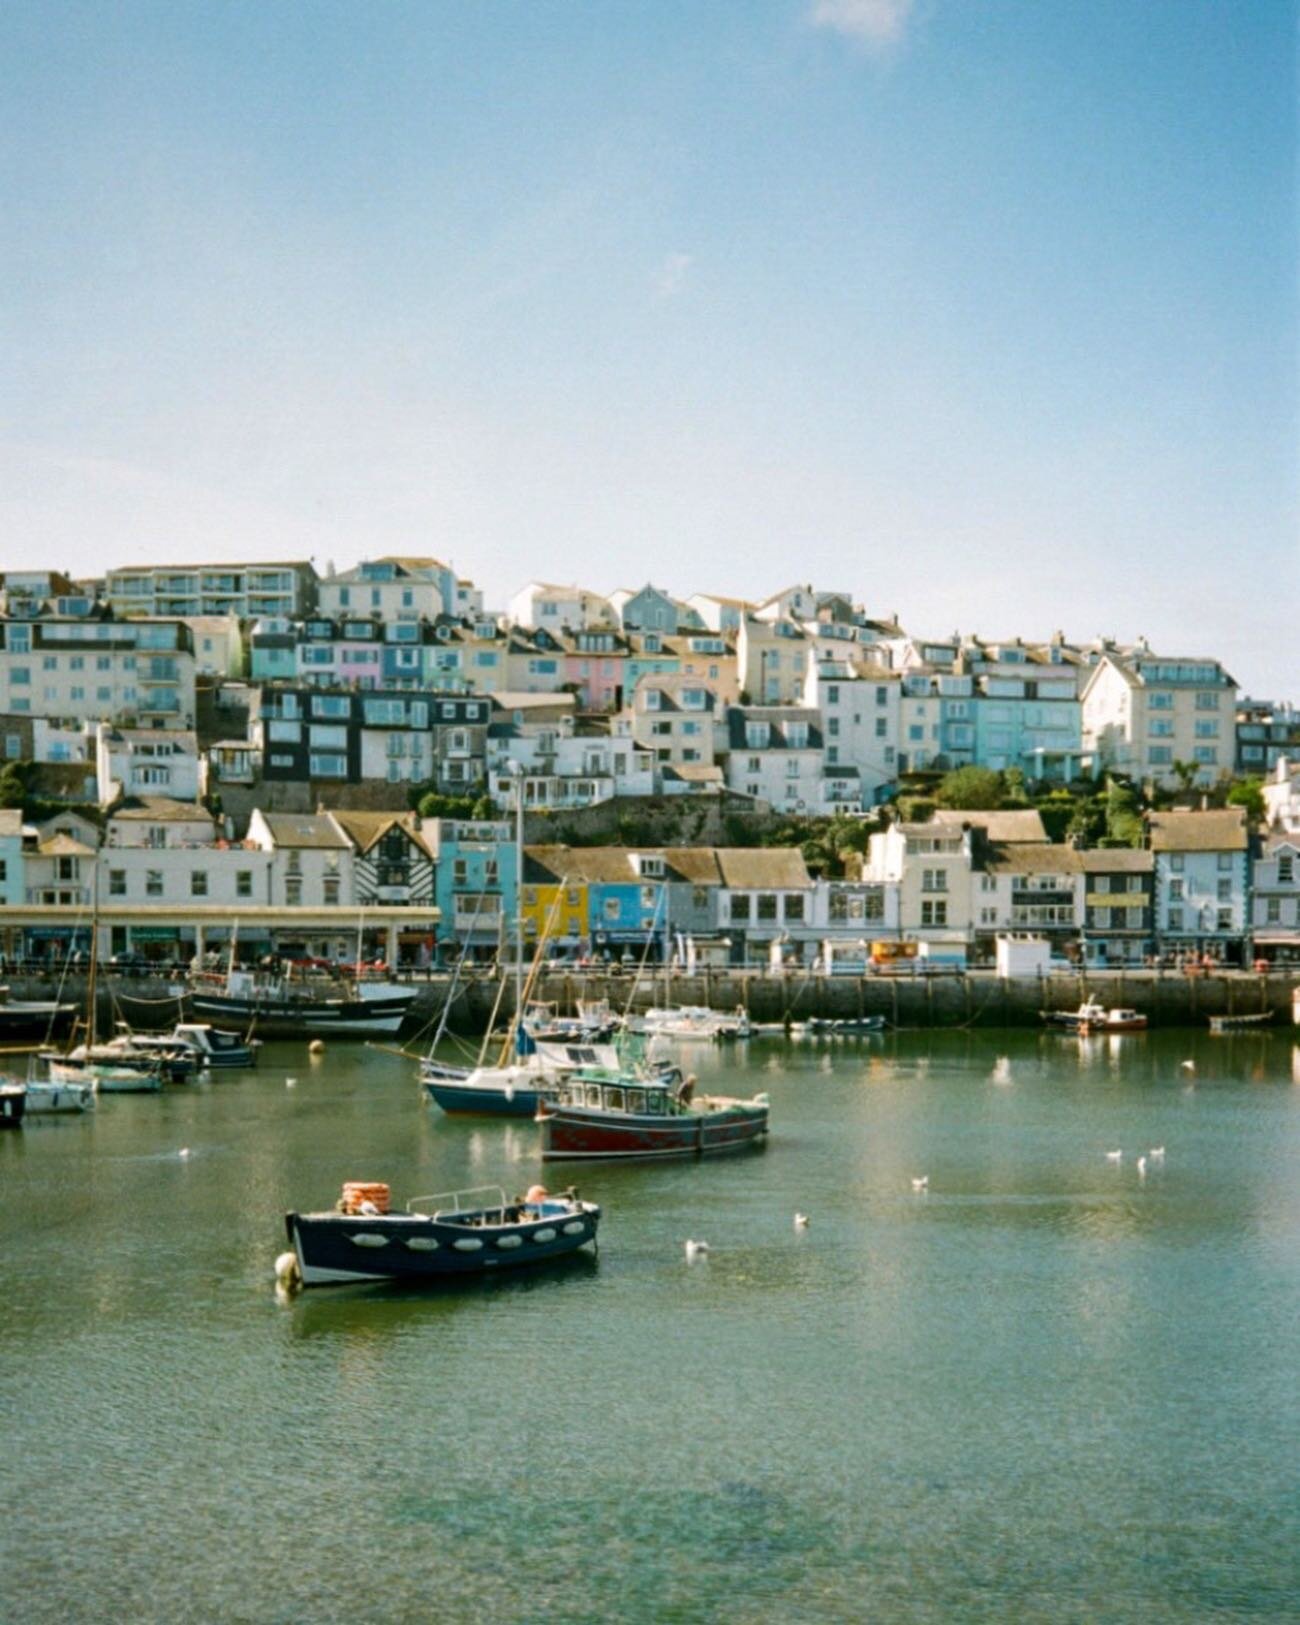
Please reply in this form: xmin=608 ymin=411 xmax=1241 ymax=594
xmin=1136 ymin=1155 xmax=1147 ymax=1178
xmin=1180 ymin=1060 xmax=1196 ymax=1073
xmin=178 ymin=1147 xmax=191 ymax=1160
xmin=1149 ymin=1145 xmax=1165 ymax=1161
xmin=685 ymin=1239 xmax=710 ymax=1261
xmin=1105 ymin=1149 xmax=1123 ymax=1162
xmin=286 ymin=1076 xmax=297 ymax=1088
xmin=911 ymin=1176 xmax=929 ymax=1192
xmin=794 ymin=1212 xmax=810 ymax=1230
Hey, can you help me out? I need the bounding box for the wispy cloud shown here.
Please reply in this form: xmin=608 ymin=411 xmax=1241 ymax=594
xmin=809 ymin=0 xmax=915 ymax=48
xmin=653 ymin=251 xmax=693 ymax=302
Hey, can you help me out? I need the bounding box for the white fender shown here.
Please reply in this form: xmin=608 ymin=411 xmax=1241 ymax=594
xmin=349 ymin=1233 xmax=388 ymax=1248
xmin=562 ymin=1220 xmax=586 ymax=1236
xmin=405 ymin=1237 xmax=439 ymax=1252
xmin=533 ymin=1228 xmax=557 ymax=1243
xmin=452 ymin=1238 xmax=484 ymax=1252
xmin=495 ymin=1235 xmax=523 ymax=1249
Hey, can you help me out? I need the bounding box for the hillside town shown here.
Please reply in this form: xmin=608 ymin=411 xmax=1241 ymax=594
xmin=1 ymin=555 xmax=1296 ymax=975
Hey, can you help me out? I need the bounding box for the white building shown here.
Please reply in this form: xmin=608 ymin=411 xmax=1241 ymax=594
xmin=0 ymin=614 xmax=197 ymax=728
xmin=104 ymin=796 xmax=217 ymax=850
xmin=96 ymin=725 xmax=202 ymax=805
xmin=1148 ymin=809 xmax=1250 ymax=962
xmin=1262 ymin=757 xmax=1300 ymax=834
xmin=317 ymin=557 xmax=459 ymax=622
xmin=802 ymin=652 xmax=900 ymax=806
xmin=862 ymin=822 xmax=974 ymax=947
xmin=246 ymin=811 xmax=355 ymax=908
xmin=1082 ymin=648 xmax=1238 ymax=788
xmin=105 ymin=561 xmax=316 ymax=620
xmin=506 ymin=582 xmax=613 ymax=632
xmin=722 ymin=706 xmax=826 ymax=814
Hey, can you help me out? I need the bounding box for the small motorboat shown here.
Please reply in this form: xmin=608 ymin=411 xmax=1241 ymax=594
xmin=0 ymin=1081 xmax=25 ymax=1129
xmin=283 ymin=1182 xmax=601 ymax=1287
xmin=132 ymin=1023 xmax=261 ymax=1070
xmin=1075 ymin=1006 xmax=1148 ymax=1035
xmin=21 ymin=1070 xmax=94 ymax=1114
xmin=537 ymin=1069 xmax=769 ymax=1162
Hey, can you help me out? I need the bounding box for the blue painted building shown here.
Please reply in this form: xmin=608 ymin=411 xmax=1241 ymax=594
xmin=0 ymin=809 xmax=22 ymax=908
xmin=431 ymin=818 xmax=518 ymax=961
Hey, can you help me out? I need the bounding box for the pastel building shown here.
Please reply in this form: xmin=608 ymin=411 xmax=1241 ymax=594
xmin=1082 ymin=648 xmax=1238 ymax=787
xmin=1148 ymin=809 xmax=1250 ymax=962
xmin=317 ymin=557 xmax=459 ymax=622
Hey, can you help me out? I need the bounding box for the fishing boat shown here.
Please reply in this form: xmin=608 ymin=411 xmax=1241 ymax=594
xmin=283 ymin=1182 xmax=600 ymax=1287
xmin=537 ymin=1069 xmax=769 ymax=1162
xmin=190 ymin=966 xmax=417 ymax=1038
xmin=0 ymin=987 xmax=77 ymax=1042
xmin=0 ymin=1081 xmax=25 ymax=1128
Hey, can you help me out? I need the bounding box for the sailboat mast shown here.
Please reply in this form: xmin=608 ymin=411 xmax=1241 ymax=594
xmin=514 ymin=770 xmax=524 ymax=1026
xmin=85 ymin=861 xmax=100 ymax=1049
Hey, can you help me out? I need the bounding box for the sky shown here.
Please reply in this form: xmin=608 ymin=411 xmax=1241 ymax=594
xmin=2 ymin=0 xmax=1296 ymax=695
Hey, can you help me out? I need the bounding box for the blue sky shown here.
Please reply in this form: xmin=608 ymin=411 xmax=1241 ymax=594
xmin=3 ymin=0 xmax=1295 ymax=694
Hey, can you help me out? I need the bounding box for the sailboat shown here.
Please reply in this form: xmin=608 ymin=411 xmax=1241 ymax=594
xmin=38 ymin=871 xmax=162 ymax=1094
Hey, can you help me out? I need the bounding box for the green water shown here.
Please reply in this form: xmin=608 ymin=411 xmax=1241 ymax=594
xmin=2 ymin=1030 xmax=1298 ymax=1624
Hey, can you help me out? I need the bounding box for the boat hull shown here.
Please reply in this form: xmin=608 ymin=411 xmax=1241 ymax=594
xmin=23 ymin=1080 xmax=94 ymax=1114
xmin=286 ymin=1203 xmax=600 ymax=1286
xmin=191 ymin=992 xmax=415 ymax=1038
xmin=539 ymin=1099 xmax=769 ymax=1162
xmin=0 ymin=1084 xmax=25 ymax=1128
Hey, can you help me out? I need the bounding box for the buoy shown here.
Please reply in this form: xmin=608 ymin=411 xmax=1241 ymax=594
xmin=274 ymin=1251 xmax=302 ymax=1290
xmin=309 ymin=1040 xmax=325 ymax=1055
xmin=794 ymin=1212 xmax=810 ymax=1230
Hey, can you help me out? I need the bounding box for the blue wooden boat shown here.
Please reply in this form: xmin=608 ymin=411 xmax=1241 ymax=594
xmin=284 ymin=1184 xmax=600 ymax=1287
xmin=420 ymin=1064 xmax=557 ymax=1117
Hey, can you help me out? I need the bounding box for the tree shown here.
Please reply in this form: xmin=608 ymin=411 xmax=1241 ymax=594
xmin=1104 ymin=777 xmax=1144 ymax=848
xmin=1171 ymin=759 xmax=1199 ymax=793
xmin=0 ymin=763 xmax=25 ymax=810
xmin=1226 ymin=777 xmax=1265 ymax=823
xmin=935 ymin=766 xmax=1003 ymax=810
xmin=1000 ymin=766 xmax=1028 ymax=805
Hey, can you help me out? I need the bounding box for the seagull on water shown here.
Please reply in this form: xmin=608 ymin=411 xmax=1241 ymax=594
xmin=685 ymin=1239 xmax=710 ymax=1261
xmin=178 ymin=1147 xmax=191 ymax=1160
xmin=911 ymin=1176 xmax=929 ymax=1192
xmin=1180 ymin=1060 xmax=1196 ymax=1073
xmin=1105 ymin=1149 xmax=1123 ymax=1162
xmin=1137 ymin=1155 xmax=1147 ymax=1178
xmin=1149 ymin=1145 xmax=1165 ymax=1162
xmin=794 ymin=1212 xmax=809 ymax=1230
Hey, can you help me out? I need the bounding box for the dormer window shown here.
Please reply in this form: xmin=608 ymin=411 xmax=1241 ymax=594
xmin=786 ymin=722 xmax=809 ymax=748
xmin=644 ymin=689 xmax=662 ymax=711
xmin=643 ymin=633 xmax=661 ymax=653
xmin=745 ymin=723 xmax=769 ymax=750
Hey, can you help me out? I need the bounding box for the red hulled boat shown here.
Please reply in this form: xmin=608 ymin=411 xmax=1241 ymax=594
xmin=537 ymin=1071 xmax=769 ymax=1162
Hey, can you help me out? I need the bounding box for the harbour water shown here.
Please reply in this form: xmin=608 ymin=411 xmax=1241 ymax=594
xmin=3 ymin=1030 xmax=1298 ymax=1623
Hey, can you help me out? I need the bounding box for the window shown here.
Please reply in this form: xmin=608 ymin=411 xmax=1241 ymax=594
xmin=876 ymin=686 xmax=888 ymax=706
xmin=921 ymin=899 xmax=948 ymax=926
xmin=324 ymin=877 xmax=340 ymax=905
xmin=603 ymin=897 xmax=620 ymax=920
xmin=309 ymin=753 xmax=348 ymax=778
xmin=146 ymin=870 xmax=163 ymax=897
xmin=875 ymin=717 xmax=887 ymax=738
xmin=1266 ymin=898 xmax=1281 ymax=924
xmin=1170 ymin=854 xmax=1184 ymax=872
xmin=236 ymin=870 xmax=253 ymax=898
xmin=1148 ymin=692 xmax=1173 ymax=710
xmin=109 ymin=869 xmax=126 ymax=897
xmin=9 ymin=667 xmax=29 ymax=686
xmin=191 ymin=871 xmax=207 ymax=898
xmin=1194 ymin=720 xmax=1219 ymax=739
xmin=1216 ymin=853 xmax=1232 ymax=871
xmin=1216 ymin=908 xmax=1232 ymax=930
xmin=1149 ymin=718 xmax=1174 ymax=737
xmin=826 ymin=685 xmax=839 ymax=705
xmin=1192 ymin=747 xmax=1217 ymax=765
xmin=921 ymin=868 xmax=948 ymax=892
xmin=1216 ymin=879 xmax=1231 ymax=902
xmin=1195 ymin=692 xmax=1220 ymax=710
xmin=1148 ymin=746 xmax=1172 ymax=765
xmin=730 ymin=894 xmax=751 ymax=922
xmin=784 ymin=894 xmax=804 ymax=923
xmin=1167 ymin=907 xmax=1183 ymax=931
xmin=757 ymin=894 xmax=778 ymax=922
xmin=1280 ymin=856 xmax=1294 ymax=885
xmin=285 ymin=877 xmax=302 ymax=905
xmin=1169 ymin=878 xmax=1184 ymax=900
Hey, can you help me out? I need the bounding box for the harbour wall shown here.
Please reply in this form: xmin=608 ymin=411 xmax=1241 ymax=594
xmin=14 ymin=969 xmax=1296 ymax=1036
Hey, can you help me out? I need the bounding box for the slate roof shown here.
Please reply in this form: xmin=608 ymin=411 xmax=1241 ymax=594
xmin=714 ymin=848 xmax=812 ymax=889
xmin=258 ymin=813 xmax=351 ymax=850
xmin=982 ymin=844 xmax=1083 ymax=875
xmin=109 ymin=796 xmax=213 ymax=823
xmin=932 ymin=809 xmax=1049 ymax=843
xmin=1147 ymin=809 xmax=1249 ymax=853
xmin=1076 ymin=848 xmax=1154 ymax=873
xmin=329 ymin=810 xmax=435 ymax=858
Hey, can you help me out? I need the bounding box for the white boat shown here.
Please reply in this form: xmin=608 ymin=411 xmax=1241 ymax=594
xmin=43 ymin=1054 xmax=163 ymax=1092
xmin=637 ymin=1005 xmax=752 ymax=1041
xmin=22 ymin=1075 xmax=94 ymax=1114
